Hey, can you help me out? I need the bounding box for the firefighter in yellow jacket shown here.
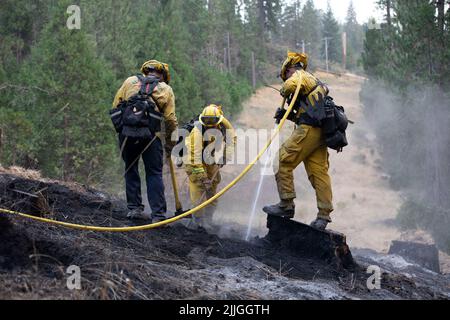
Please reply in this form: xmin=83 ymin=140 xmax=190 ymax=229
xmin=184 ymin=105 xmax=236 ymax=228
xmin=263 ymin=52 xmax=334 ymax=231
xmin=112 ymin=60 xmax=178 ymax=222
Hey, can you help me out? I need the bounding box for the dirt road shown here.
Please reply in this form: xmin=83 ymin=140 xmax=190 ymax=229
xmin=215 ymin=71 xmax=402 ymax=252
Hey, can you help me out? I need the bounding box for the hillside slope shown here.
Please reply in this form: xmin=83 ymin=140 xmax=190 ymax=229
xmin=1 ymin=72 xmax=449 ymax=300
xmin=217 ymin=72 xmax=401 ymax=252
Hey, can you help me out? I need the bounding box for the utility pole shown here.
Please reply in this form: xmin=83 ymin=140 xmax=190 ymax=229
xmin=251 ymin=51 xmax=257 ymax=90
xmin=323 ymin=37 xmax=330 ymax=73
xmin=301 ymin=40 xmax=311 ymax=54
xmin=226 ymin=32 xmax=232 ymax=73
xmin=224 ymin=47 xmax=227 ymax=72
xmin=342 ymin=32 xmax=347 ymax=70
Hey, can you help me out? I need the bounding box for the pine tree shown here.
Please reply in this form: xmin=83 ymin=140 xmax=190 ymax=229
xmin=321 ymin=2 xmax=342 ymax=64
xmin=0 ymin=0 xmax=46 ymax=70
xmin=15 ymin=0 xmax=117 ymax=183
xmin=0 ymin=0 xmax=48 ymax=167
xmin=361 ymin=0 xmax=450 ymax=252
xmin=379 ymin=0 xmax=445 ymax=86
xmin=361 ymin=22 xmax=385 ymax=78
xmin=81 ymin=0 xmax=137 ymax=80
xmin=281 ymin=0 xmax=302 ymax=49
xmin=265 ymin=0 xmax=283 ymax=40
xmin=344 ymin=1 xmax=364 ymax=70
xmin=299 ymin=0 xmax=321 ymax=61
xmin=0 ymin=0 xmax=282 ymax=184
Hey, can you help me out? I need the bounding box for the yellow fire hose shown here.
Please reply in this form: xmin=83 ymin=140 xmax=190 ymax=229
xmin=0 ymin=80 xmax=302 ymax=232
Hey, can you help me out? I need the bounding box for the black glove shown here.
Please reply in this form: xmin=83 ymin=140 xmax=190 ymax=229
xmin=274 ymin=108 xmax=286 ymax=124
xmin=274 ymin=108 xmax=297 ymax=124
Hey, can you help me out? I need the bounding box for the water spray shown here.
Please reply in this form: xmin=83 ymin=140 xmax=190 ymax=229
xmin=245 ymin=98 xmax=287 ymax=241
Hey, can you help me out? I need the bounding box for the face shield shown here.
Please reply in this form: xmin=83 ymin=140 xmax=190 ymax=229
xmin=200 ymin=115 xmax=222 ymax=127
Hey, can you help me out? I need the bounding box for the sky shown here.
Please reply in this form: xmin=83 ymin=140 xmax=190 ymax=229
xmin=287 ymin=0 xmax=384 ymax=24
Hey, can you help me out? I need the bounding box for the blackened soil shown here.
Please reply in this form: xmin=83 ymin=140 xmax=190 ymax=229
xmin=0 ymin=173 xmax=448 ymax=300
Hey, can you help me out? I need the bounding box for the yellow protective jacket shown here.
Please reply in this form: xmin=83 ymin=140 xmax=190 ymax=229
xmin=184 ymin=117 xmax=236 ymax=176
xmin=112 ymin=75 xmax=178 ymax=144
xmin=281 ymin=69 xmax=321 ymax=97
xmin=280 ymin=69 xmax=328 ymax=112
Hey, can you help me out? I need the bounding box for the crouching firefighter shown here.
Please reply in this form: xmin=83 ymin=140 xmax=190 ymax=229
xmin=263 ymin=52 xmax=348 ymax=231
xmin=111 ymin=60 xmax=178 ymax=222
xmin=183 ymin=105 xmax=236 ymax=228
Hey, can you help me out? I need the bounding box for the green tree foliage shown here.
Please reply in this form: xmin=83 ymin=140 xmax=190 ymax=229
xmin=361 ymin=0 xmax=450 ymax=252
xmin=13 ymin=1 xmax=117 ymax=183
xmin=280 ymin=0 xmax=302 ymax=48
xmin=0 ymin=109 xmax=34 ymax=167
xmin=0 ymin=0 xmax=47 ymax=72
xmin=279 ymin=0 xmax=364 ymax=72
xmin=344 ymin=1 xmax=364 ymax=70
xmin=299 ymin=0 xmax=321 ymax=61
xmin=280 ymin=0 xmax=323 ymax=67
xmin=80 ymin=0 xmax=137 ymax=80
xmin=0 ymin=0 xmax=267 ymax=185
xmin=321 ymin=2 xmax=342 ymax=64
xmin=0 ymin=0 xmax=48 ymax=170
xmin=244 ymin=0 xmax=282 ymax=43
xmin=363 ymin=0 xmax=450 ymax=96
xmin=265 ymin=0 xmax=283 ymax=38
xmin=0 ymin=0 xmax=361 ymax=188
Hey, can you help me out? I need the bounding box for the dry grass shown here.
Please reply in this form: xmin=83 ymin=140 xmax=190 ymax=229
xmin=0 ymin=166 xmax=42 ymax=180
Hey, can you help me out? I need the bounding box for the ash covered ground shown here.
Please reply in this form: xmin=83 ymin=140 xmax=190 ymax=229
xmin=0 ymin=170 xmax=449 ymax=300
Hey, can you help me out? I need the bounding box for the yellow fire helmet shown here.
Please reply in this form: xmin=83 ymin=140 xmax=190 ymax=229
xmin=280 ymin=51 xmax=309 ymax=81
xmin=140 ymin=60 xmax=171 ymax=84
xmin=199 ymin=104 xmax=224 ymax=127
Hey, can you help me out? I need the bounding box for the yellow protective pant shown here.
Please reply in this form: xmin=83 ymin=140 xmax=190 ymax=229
xmin=274 ymin=125 xmax=334 ymax=222
xmin=187 ymin=164 xmax=221 ymax=225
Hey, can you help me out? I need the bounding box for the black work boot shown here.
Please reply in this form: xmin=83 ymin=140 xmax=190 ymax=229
xmin=127 ymin=208 xmax=151 ymax=221
xmin=263 ymin=200 xmax=295 ymax=219
xmin=310 ymin=218 xmax=329 ymax=231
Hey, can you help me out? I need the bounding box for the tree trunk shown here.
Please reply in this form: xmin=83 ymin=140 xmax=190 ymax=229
xmin=207 ymin=0 xmax=214 ymax=13
xmin=386 ymin=0 xmax=392 ymax=27
xmin=436 ymin=0 xmax=445 ymax=34
xmin=0 ymin=128 xmax=3 ymax=164
xmin=435 ymin=0 xmax=445 ymax=85
xmin=257 ymin=0 xmax=265 ymax=39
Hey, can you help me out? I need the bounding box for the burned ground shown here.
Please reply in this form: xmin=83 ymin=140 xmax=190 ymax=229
xmin=1 ymin=172 xmax=449 ymax=300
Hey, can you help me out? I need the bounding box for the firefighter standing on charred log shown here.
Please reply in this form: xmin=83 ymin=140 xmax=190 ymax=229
xmin=264 ymin=52 xmax=349 ymax=231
